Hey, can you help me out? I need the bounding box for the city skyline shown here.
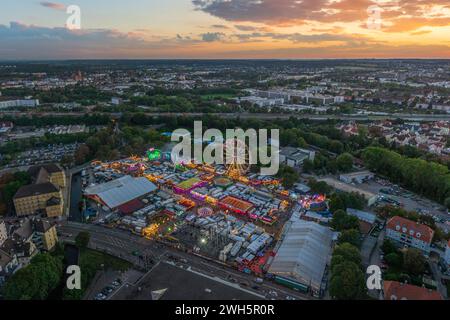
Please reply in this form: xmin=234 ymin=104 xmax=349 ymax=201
xmin=1 ymin=0 xmax=450 ymax=59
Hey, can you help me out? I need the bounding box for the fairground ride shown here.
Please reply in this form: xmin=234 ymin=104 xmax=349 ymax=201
xmin=223 ymin=138 xmax=251 ymax=180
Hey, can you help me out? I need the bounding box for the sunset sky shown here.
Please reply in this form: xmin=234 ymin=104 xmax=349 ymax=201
xmin=1 ymin=0 xmax=450 ymax=59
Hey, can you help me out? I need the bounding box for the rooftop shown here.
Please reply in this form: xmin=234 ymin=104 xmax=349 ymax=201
xmin=13 ymin=182 xmax=59 ymax=200
xmin=386 ymin=216 xmax=434 ymax=244
xmin=176 ymin=177 xmax=202 ymax=190
xmin=220 ymin=195 xmax=254 ymax=213
xmin=111 ymin=262 xmax=262 ymax=300
xmin=268 ymin=220 xmax=334 ymax=291
xmin=384 ymin=281 xmax=443 ymax=300
xmin=84 ymin=175 xmax=157 ymax=209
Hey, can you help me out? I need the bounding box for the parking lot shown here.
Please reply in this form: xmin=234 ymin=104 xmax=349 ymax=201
xmin=3 ymin=143 xmax=79 ymax=168
xmin=352 ymin=178 xmax=449 ymax=224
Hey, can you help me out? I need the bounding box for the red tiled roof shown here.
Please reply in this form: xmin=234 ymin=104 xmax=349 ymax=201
xmin=386 ymin=216 xmax=434 ymax=244
xmin=118 ymin=199 xmax=144 ymax=215
xmin=384 ymin=281 xmax=443 ymax=300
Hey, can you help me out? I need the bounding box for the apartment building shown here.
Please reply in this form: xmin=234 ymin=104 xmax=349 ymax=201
xmin=32 ymin=219 xmax=59 ymax=251
xmin=386 ymin=216 xmax=434 ymax=254
xmin=0 ymin=99 xmax=39 ymax=109
xmin=13 ymin=182 xmax=63 ymax=217
xmin=13 ymin=164 xmax=66 ymax=217
xmin=28 ymin=163 xmax=66 ymax=188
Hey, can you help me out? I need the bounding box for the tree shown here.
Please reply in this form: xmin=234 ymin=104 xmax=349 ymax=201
xmin=277 ymin=165 xmax=299 ymax=189
xmin=329 ymin=194 xmax=346 ymax=212
xmin=330 ymin=255 xmax=347 ymax=273
xmin=403 ymin=248 xmax=425 ymax=276
xmin=336 ymin=153 xmax=354 ymax=172
xmin=302 ymin=159 xmax=314 ymax=173
xmin=2 ymin=253 xmax=62 ymax=300
xmin=331 ymin=210 xmax=360 ymax=231
xmin=75 ymin=231 xmax=90 ymax=249
xmin=362 ymin=146 xmax=450 ymax=205
xmin=329 ymin=261 xmax=367 ymax=300
xmin=307 ymin=179 xmax=332 ymax=195
xmin=385 ymin=252 xmax=403 ymax=268
xmin=381 ymin=239 xmax=397 ymax=255
xmin=338 ymin=229 xmax=361 ymax=248
xmin=445 ymin=197 xmax=450 ymax=210
xmin=332 ymin=243 xmax=362 ymax=266
xmin=74 ymin=144 xmax=91 ymax=165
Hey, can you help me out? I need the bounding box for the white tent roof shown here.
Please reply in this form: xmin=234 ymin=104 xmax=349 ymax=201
xmin=85 ymin=175 xmax=157 ymax=209
xmin=268 ymin=220 xmax=333 ymax=291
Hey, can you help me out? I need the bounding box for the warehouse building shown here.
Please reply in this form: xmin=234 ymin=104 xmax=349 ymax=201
xmin=84 ymin=175 xmax=157 ymax=210
xmin=268 ymin=220 xmax=334 ymax=297
xmin=339 ymin=171 xmax=374 ymax=184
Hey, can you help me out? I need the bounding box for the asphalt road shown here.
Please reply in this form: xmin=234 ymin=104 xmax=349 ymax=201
xmin=60 ymin=222 xmax=313 ymax=300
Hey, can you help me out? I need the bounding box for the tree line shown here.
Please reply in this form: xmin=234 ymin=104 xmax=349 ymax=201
xmin=362 ymin=146 xmax=450 ymax=206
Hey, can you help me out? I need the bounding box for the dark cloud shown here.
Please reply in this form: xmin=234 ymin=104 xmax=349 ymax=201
xmin=40 ymin=1 xmax=66 ymax=11
xmin=0 ymin=22 xmax=198 ymax=59
xmin=201 ymin=32 xmax=225 ymax=42
xmin=192 ymin=0 xmax=329 ymax=24
xmin=211 ymin=24 xmax=229 ymax=29
xmin=234 ymin=25 xmax=258 ymax=31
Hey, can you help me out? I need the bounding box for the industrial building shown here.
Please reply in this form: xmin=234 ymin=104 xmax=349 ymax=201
xmin=279 ymin=147 xmax=315 ymax=168
xmin=339 ymin=171 xmax=374 ymax=184
xmin=268 ymin=220 xmax=334 ymax=297
xmin=346 ymin=208 xmax=377 ymax=225
xmin=346 ymin=208 xmax=377 ymax=234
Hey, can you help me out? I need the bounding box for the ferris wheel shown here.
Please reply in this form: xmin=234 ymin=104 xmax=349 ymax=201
xmin=223 ymin=138 xmax=251 ymax=178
